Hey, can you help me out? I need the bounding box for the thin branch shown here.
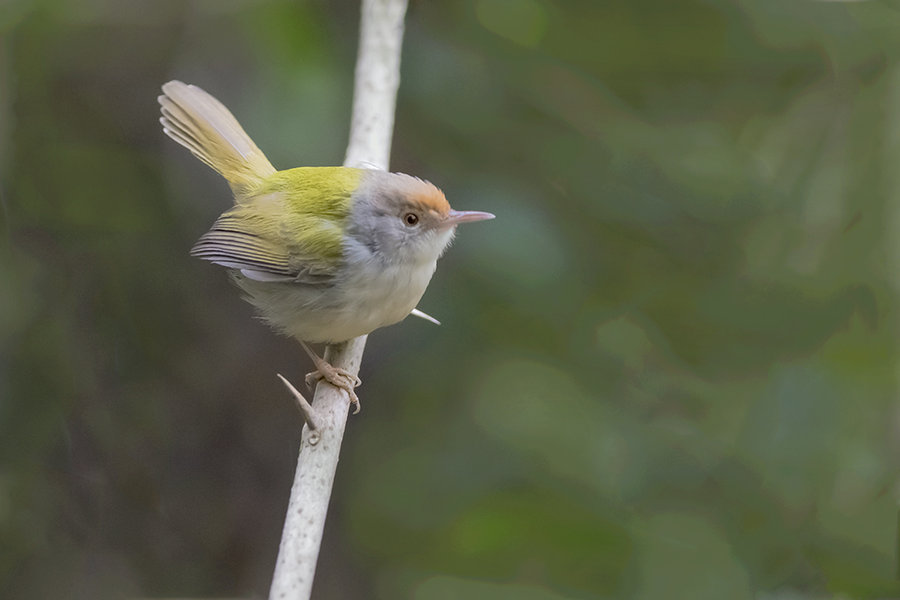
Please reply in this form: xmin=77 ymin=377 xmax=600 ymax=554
xmin=276 ymin=373 xmax=321 ymax=435
xmin=268 ymin=1 xmax=409 ymax=599
xmin=410 ymin=307 xmax=441 ymax=325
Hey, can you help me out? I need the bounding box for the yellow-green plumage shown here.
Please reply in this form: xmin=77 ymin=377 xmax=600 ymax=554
xmin=159 ymin=81 xmax=362 ymax=280
xmin=159 ymin=81 xmax=276 ymax=191
xmin=194 ymin=167 xmax=363 ymax=279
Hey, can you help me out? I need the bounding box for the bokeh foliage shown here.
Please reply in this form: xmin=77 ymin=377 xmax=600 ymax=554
xmin=2 ymin=0 xmax=900 ymax=598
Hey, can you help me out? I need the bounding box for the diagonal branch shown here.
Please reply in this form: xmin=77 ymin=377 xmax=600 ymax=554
xmin=276 ymin=373 xmax=321 ymax=435
xmin=268 ymin=1 xmax=409 ymax=599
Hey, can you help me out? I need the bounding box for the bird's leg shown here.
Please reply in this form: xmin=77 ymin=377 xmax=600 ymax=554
xmin=300 ymin=341 xmax=362 ymax=414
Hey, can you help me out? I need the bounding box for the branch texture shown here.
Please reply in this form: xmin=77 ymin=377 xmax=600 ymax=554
xmin=268 ymin=1 xmax=409 ymax=598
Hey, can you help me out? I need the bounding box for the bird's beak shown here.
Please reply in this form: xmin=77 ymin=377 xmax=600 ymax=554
xmin=442 ymin=210 xmax=495 ymax=227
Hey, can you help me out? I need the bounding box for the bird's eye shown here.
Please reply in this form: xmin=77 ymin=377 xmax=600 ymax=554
xmin=403 ymin=213 xmax=419 ymax=226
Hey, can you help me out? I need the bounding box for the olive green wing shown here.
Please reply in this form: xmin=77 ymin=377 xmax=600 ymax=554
xmin=191 ymin=167 xmax=360 ymax=284
xmin=191 ymin=196 xmax=344 ymax=285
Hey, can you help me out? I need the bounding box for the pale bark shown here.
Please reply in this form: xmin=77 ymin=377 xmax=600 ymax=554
xmin=268 ymin=1 xmax=409 ymax=599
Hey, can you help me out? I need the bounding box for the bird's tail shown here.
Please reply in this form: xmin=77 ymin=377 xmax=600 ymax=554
xmin=159 ymin=80 xmax=276 ymax=192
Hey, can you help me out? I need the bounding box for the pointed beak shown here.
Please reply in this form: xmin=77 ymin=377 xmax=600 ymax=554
xmin=442 ymin=209 xmax=496 ymax=227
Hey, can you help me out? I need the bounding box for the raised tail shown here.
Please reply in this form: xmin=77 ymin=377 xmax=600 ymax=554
xmin=159 ymin=80 xmax=276 ymax=192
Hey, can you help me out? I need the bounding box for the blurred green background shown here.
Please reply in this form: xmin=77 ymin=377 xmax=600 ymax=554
xmin=3 ymin=0 xmax=900 ymax=598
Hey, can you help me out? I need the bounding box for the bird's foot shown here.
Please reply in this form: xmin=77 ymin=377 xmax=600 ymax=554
xmin=300 ymin=341 xmax=363 ymax=414
xmin=305 ymin=363 xmax=362 ymax=414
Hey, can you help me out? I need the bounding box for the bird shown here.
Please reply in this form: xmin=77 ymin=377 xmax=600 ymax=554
xmin=158 ymin=80 xmax=494 ymax=412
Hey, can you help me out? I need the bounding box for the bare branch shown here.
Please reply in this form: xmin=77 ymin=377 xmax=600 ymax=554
xmin=276 ymin=373 xmax=321 ymax=436
xmin=268 ymin=1 xmax=409 ymax=598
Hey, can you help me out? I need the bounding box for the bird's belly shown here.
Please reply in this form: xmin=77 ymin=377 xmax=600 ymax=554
xmin=235 ymin=260 xmax=436 ymax=343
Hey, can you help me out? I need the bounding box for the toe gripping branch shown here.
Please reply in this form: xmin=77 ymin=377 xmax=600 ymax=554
xmin=305 ymin=368 xmax=362 ymax=414
xmin=300 ymin=342 xmax=363 ymax=414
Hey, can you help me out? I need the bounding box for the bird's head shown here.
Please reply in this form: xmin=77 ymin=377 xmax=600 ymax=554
xmin=347 ymin=171 xmax=494 ymax=266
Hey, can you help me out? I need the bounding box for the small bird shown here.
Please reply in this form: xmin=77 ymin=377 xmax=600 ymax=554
xmin=158 ymin=81 xmax=493 ymax=411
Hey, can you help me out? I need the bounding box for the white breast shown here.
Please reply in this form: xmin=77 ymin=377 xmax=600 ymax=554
xmin=234 ymin=252 xmax=438 ymax=344
xmin=331 ymin=257 xmax=438 ymax=338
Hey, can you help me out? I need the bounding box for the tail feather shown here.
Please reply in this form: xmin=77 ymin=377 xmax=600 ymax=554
xmin=159 ymin=80 xmax=276 ymax=191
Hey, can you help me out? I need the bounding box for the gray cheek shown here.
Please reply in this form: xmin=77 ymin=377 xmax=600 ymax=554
xmin=361 ymin=218 xmax=411 ymax=263
xmin=361 ymin=232 xmax=381 ymax=256
xmin=347 ymin=208 xmax=386 ymax=255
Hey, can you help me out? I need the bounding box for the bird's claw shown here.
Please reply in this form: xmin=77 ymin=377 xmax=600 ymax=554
xmin=305 ymin=366 xmax=362 ymax=414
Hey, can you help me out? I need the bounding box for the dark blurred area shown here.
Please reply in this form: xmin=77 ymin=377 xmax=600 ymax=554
xmin=3 ymin=0 xmax=900 ymax=598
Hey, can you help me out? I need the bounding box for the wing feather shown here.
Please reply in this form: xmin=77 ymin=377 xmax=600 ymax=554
xmin=190 ymin=173 xmax=355 ymax=285
xmin=190 ymin=202 xmax=340 ymax=285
